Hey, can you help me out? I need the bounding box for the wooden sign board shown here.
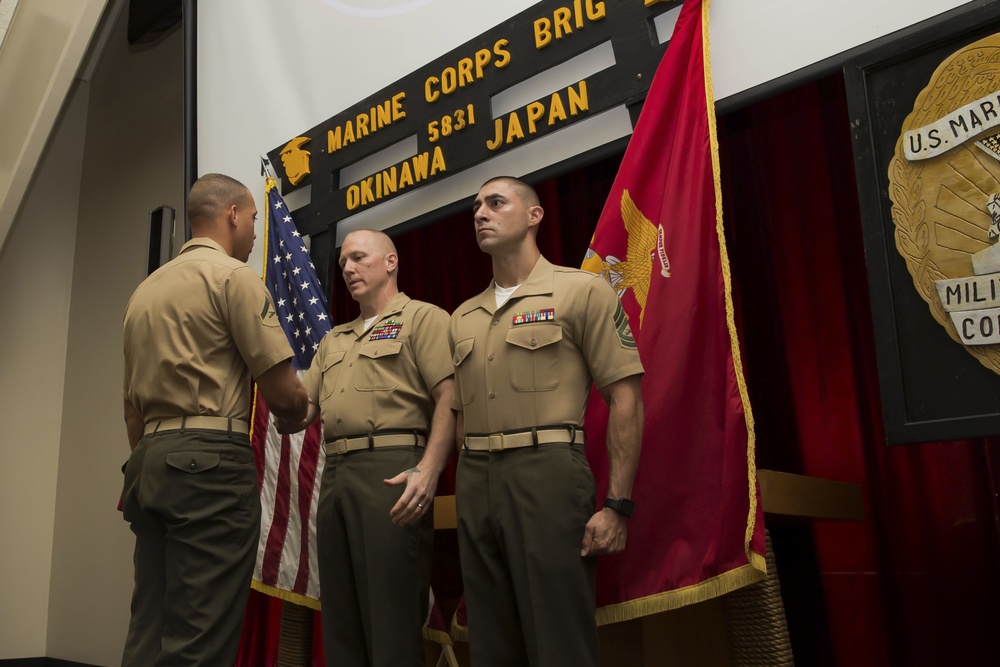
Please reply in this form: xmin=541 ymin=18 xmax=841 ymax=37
xmin=266 ymin=0 xmax=678 ymax=236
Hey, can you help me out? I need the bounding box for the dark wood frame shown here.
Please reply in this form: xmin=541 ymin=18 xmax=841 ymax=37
xmin=844 ymin=0 xmax=1000 ymax=444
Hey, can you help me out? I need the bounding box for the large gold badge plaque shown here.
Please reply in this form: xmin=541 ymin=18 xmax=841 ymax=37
xmin=888 ymin=31 xmax=1000 ymax=375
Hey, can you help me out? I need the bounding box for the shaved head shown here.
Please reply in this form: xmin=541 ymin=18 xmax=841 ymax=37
xmin=343 ymin=229 xmax=397 ymax=258
xmin=188 ymin=173 xmax=252 ymax=232
xmin=480 ymin=176 xmax=539 ymax=207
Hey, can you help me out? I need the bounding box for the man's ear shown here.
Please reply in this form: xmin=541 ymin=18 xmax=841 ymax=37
xmin=384 ymin=251 xmax=399 ymax=274
xmin=227 ymin=203 xmax=239 ymax=228
xmin=527 ymin=204 xmax=544 ymax=228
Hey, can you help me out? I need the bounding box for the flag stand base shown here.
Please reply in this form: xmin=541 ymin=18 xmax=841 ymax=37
xmin=277 ymin=600 xmax=313 ymax=666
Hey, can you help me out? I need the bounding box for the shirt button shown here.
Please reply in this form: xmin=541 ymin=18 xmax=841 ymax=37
xmin=489 ymin=392 xmax=495 ymax=399
xmin=336 ymin=418 xmax=342 ymax=424
xmin=340 ymin=388 xmax=345 ymax=393
xmin=488 ymin=353 xmax=495 ymax=361
xmin=349 ymin=362 xmax=353 ymax=367
xmin=492 ymin=320 xmax=499 ymax=326
xmin=189 ymin=460 xmax=197 ymax=470
xmin=530 ymin=339 xmax=537 ymax=347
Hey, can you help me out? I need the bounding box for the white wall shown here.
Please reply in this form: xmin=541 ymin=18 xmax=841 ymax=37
xmin=43 ymin=12 xmax=185 ymax=664
xmin=0 ymin=0 xmax=107 ymax=258
xmin=0 ymin=77 xmax=86 ymax=663
xmin=0 ymin=4 xmax=183 ymax=664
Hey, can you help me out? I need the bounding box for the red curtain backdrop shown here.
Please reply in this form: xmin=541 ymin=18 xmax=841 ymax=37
xmin=718 ymin=73 xmax=1000 ymax=666
xmin=239 ymin=72 xmax=1000 ymax=667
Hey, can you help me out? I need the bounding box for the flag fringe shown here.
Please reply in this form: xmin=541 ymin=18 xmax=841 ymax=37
xmin=701 ymin=0 xmax=764 ymax=569
xmin=594 ymin=561 xmax=766 ymax=626
xmin=422 ymin=626 xmax=454 ymax=647
xmin=261 ymin=177 xmax=276 ymax=283
xmin=251 ymin=579 xmax=322 ymax=611
xmin=448 ymin=560 xmax=768 ymax=638
xmin=450 ymin=613 xmax=469 ymax=643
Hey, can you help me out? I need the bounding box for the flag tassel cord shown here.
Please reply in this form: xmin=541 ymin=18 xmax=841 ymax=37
xmin=251 ymin=579 xmax=323 ymax=611
xmin=701 ymin=0 xmax=763 ymax=576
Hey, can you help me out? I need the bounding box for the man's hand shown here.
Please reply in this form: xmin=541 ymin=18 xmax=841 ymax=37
xmin=385 ymin=465 xmax=439 ymax=526
xmin=580 ymin=508 xmax=628 ymax=557
xmin=274 ymin=401 xmax=318 ymax=434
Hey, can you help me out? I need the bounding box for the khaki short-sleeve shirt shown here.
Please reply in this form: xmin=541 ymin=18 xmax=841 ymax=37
xmin=302 ymin=293 xmax=453 ymax=439
xmin=449 ymin=256 xmax=644 ymax=434
xmin=123 ymin=238 xmax=293 ymax=423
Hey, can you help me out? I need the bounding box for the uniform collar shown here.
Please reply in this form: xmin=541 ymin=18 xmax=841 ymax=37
xmin=332 ymin=291 xmax=411 ymax=337
xmin=458 ymin=256 xmax=554 ymax=316
xmin=179 ymin=237 xmax=227 ymax=255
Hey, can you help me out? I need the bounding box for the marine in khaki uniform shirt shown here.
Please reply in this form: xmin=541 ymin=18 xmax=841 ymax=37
xmin=450 ymin=177 xmax=644 ymax=667
xmin=279 ymin=229 xmax=455 ymax=667
xmin=120 ymin=173 xmax=307 ymax=667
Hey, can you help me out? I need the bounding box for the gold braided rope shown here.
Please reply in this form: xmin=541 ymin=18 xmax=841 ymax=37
xmin=721 ymin=531 xmax=794 ymax=666
xmin=276 ymin=601 xmax=314 ymax=667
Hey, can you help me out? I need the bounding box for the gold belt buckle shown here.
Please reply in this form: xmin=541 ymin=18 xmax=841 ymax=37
xmin=488 ymin=432 xmax=505 ymax=452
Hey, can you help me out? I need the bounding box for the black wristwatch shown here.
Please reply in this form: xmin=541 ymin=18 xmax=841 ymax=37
xmin=603 ymin=497 xmax=635 ymax=517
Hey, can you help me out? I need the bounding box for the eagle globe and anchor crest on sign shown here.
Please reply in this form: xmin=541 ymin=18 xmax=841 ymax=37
xmin=581 ymin=189 xmax=670 ymax=329
xmin=889 ymin=31 xmax=1000 ymax=376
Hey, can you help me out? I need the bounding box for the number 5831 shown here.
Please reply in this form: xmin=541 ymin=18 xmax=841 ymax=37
xmin=428 ymin=103 xmax=476 ymax=143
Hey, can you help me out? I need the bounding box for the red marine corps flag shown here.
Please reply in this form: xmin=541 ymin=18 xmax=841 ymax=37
xmin=581 ymin=0 xmax=766 ymax=621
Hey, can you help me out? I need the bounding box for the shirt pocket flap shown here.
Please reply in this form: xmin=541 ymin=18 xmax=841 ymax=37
xmin=322 ymin=350 xmax=347 ymax=371
xmin=453 ymin=337 xmax=475 ymax=366
xmin=357 ymin=340 xmax=403 ymax=359
xmin=165 ymin=452 xmax=221 ymax=474
xmin=505 ymin=324 xmax=563 ymax=350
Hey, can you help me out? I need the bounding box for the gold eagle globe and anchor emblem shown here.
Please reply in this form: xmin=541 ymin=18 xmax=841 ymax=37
xmin=582 ymin=189 xmax=670 ymax=328
xmin=280 ymin=136 xmax=312 ymax=186
xmin=888 ymin=31 xmax=1000 ymax=376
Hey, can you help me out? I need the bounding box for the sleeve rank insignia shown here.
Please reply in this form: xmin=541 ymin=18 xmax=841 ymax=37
xmin=513 ymin=308 xmax=555 ymax=325
xmin=369 ymin=319 xmax=403 ymax=340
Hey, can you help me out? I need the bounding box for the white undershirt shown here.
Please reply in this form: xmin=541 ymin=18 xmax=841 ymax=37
xmin=494 ymin=283 xmax=521 ymax=308
xmin=364 ymin=315 xmax=378 ymax=330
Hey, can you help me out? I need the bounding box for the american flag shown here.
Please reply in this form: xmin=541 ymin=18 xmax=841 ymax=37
xmin=249 ymin=176 xmax=331 ymax=607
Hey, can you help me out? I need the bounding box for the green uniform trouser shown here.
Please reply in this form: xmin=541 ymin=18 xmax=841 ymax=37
xmin=456 ymin=443 xmax=599 ymax=667
xmin=120 ymin=428 xmax=260 ymax=667
xmin=317 ymin=446 xmax=433 ymax=667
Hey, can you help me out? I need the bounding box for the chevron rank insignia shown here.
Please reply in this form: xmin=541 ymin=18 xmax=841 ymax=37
xmin=613 ymin=301 xmax=636 ymax=349
xmin=513 ymin=308 xmax=555 ymax=325
xmin=370 ymin=319 xmax=403 ymax=340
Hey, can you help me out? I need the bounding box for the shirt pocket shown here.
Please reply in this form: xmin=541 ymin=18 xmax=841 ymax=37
xmin=318 ymin=350 xmax=347 ymax=403
xmin=505 ymin=323 xmax=562 ymax=392
xmin=452 ymin=336 xmax=476 ymax=405
xmin=355 ymin=340 xmax=403 ymax=391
